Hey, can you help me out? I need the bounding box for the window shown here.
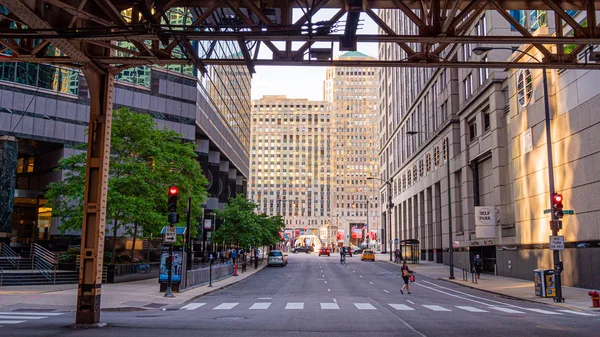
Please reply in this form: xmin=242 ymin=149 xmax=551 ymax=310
xmin=483 ymin=110 xmax=491 ymax=131
xmin=464 ymin=73 xmax=474 ymax=100
xmin=468 ymin=119 xmax=477 ymax=142
xmin=517 ymin=69 xmax=533 ymax=107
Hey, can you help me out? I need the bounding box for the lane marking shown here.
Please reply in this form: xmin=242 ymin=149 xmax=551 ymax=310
xmin=489 ymin=307 xmax=524 ymax=314
xmin=0 ymin=320 xmax=26 ymax=324
xmin=328 ymin=288 xmax=331 ymax=292
xmin=0 ymin=312 xmax=64 ymax=316
xmin=383 ymin=289 xmax=389 ymax=293
xmin=359 ymin=275 xmax=363 ymax=278
xmin=556 ymin=310 xmax=595 ymax=316
xmin=180 ymin=303 xmax=206 ymax=310
xmin=406 ymin=300 xmax=415 ymax=304
xmin=333 ymin=299 xmax=337 ymax=303
xmin=324 ymin=281 xmax=327 ymax=284
xmin=524 ymin=308 xmax=562 ymax=315
xmin=422 ymin=305 xmax=451 ymax=312
xmin=249 ymin=303 xmax=271 ymax=310
xmin=257 ymin=297 xmax=272 ymax=300
xmin=0 ymin=315 xmax=46 ymax=320
xmin=369 ymin=282 xmax=374 ymax=285
xmin=321 ymin=303 xmax=340 ymax=310
xmin=389 ymin=304 xmax=414 ymax=311
xmin=354 ymin=303 xmax=376 ymax=310
xmin=213 ymin=303 xmax=238 ymax=310
xmin=456 ymin=306 xmax=488 ymax=313
xmin=285 ymin=302 xmax=304 ymax=310
xmin=322 ymin=275 xmax=325 ymax=278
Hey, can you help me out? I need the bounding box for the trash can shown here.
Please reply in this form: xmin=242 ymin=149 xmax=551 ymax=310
xmin=533 ymin=269 xmax=556 ymax=297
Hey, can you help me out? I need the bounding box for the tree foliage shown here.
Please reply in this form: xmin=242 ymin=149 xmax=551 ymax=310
xmin=213 ymin=195 xmax=284 ymax=249
xmin=45 ymin=108 xmax=208 ymax=240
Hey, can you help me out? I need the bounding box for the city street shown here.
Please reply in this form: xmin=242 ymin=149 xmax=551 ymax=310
xmin=1 ymin=253 xmax=597 ymax=337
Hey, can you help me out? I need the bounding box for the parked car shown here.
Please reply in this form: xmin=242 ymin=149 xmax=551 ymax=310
xmin=319 ymin=247 xmax=331 ymax=256
xmin=361 ymin=250 xmax=375 ymax=261
xmin=267 ymin=250 xmax=288 ymax=267
xmin=341 ymin=246 xmax=353 ymax=257
xmin=293 ymin=246 xmax=313 ymax=254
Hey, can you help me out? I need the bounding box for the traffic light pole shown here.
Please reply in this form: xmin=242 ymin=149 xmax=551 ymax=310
xmin=542 ymin=67 xmax=563 ymax=302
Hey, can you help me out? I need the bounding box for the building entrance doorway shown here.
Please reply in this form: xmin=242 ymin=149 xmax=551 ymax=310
xmin=469 ymin=245 xmax=496 ymax=274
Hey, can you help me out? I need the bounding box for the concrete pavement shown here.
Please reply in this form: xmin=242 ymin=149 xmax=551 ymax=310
xmin=0 ymin=262 xmax=266 ymax=312
xmin=381 ymin=257 xmax=599 ymax=314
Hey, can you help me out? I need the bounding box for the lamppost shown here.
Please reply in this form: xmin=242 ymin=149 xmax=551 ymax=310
xmin=473 ymin=46 xmax=563 ymax=302
xmin=367 ymin=176 xmax=393 ymax=261
xmin=406 ymin=130 xmax=454 ymax=279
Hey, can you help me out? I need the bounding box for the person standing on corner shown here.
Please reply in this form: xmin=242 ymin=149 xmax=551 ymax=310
xmin=474 ymin=254 xmax=483 ymax=279
xmin=400 ymin=260 xmax=413 ymax=295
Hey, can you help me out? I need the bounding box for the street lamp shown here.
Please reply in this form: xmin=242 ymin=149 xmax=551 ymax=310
xmin=367 ymin=176 xmax=393 ymax=262
xmin=406 ymin=130 xmax=454 ymax=279
xmin=472 ymin=46 xmax=564 ymax=302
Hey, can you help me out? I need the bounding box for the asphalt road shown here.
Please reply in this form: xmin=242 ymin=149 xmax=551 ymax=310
xmin=2 ymin=253 xmax=598 ymax=337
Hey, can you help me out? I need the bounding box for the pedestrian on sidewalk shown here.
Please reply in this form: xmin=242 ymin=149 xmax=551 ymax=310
xmin=400 ymin=260 xmax=413 ymax=295
xmin=231 ymin=248 xmax=238 ymax=265
xmin=474 ymin=254 xmax=483 ymax=279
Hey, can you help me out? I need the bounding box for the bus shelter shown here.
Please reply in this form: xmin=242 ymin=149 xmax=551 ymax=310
xmin=400 ymin=239 xmax=420 ymax=264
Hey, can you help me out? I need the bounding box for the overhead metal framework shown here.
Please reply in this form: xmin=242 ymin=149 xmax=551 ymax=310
xmin=0 ymin=0 xmax=599 ymax=326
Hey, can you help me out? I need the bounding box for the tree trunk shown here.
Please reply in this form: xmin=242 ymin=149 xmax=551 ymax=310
xmin=130 ymin=222 xmax=138 ymax=261
xmin=111 ymin=219 xmax=118 ymax=263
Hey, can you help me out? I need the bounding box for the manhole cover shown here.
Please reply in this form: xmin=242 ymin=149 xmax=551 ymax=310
xmin=535 ymin=324 xmax=574 ymax=331
xmin=214 ymin=316 xmax=246 ymax=321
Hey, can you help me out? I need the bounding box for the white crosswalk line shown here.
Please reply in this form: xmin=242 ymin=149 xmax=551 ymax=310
xmin=389 ymin=304 xmax=414 ymax=311
xmin=0 ymin=321 xmax=26 ymax=324
xmin=213 ymin=303 xmax=238 ymax=310
xmin=0 ymin=314 xmax=50 ymax=319
xmin=489 ymin=307 xmax=524 ymax=314
xmin=285 ymin=302 xmax=304 ymax=310
xmin=456 ymin=306 xmax=488 ymax=313
xmin=422 ymin=305 xmax=451 ymax=312
xmin=557 ymin=310 xmax=595 ymax=316
xmin=249 ymin=303 xmax=271 ymax=310
xmin=354 ymin=303 xmax=376 ymax=310
xmin=524 ymin=308 xmax=562 ymax=315
xmin=180 ymin=303 xmax=206 ymax=310
xmin=0 ymin=312 xmax=63 ymax=316
xmin=320 ymin=303 xmax=340 ymax=310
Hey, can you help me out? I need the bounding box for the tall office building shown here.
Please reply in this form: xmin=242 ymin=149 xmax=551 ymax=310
xmin=249 ymin=96 xmax=332 ymax=231
xmin=378 ymin=8 xmax=599 ymax=288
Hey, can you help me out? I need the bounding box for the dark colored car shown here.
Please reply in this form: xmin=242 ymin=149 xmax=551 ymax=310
xmin=294 ymin=246 xmax=313 ymax=254
xmin=341 ymin=246 xmax=353 ymax=257
xmin=319 ymin=247 xmax=331 ymax=256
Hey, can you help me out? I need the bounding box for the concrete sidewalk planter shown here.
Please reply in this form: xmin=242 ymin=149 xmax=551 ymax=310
xmin=588 ymin=290 xmax=600 ymax=307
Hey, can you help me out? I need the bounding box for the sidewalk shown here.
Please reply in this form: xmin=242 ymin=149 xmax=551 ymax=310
xmin=383 ymin=258 xmax=600 ymax=314
xmin=0 ymin=263 xmax=266 ymax=312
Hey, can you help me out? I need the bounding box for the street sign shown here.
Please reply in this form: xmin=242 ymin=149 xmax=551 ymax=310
xmin=549 ymin=236 xmax=564 ymax=250
xmin=543 ymin=209 xmax=552 ymax=214
xmin=563 ymin=210 xmax=575 ymax=215
xmin=164 ymin=226 xmax=176 ymax=243
xmin=203 ymin=219 xmax=212 ymax=229
xmin=394 ymin=238 xmax=399 ymax=244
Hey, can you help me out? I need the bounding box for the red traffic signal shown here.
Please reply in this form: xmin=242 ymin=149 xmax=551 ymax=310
xmin=168 ymin=185 xmax=178 ymax=213
xmin=552 ymin=193 xmax=564 ymax=219
xmin=169 ymin=186 xmax=179 ymax=196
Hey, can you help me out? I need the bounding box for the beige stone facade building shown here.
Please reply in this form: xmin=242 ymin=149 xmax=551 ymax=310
xmin=378 ymin=8 xmax=599 ymax=288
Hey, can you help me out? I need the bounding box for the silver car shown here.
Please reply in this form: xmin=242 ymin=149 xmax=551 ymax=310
xmin=267 ymin=250 xmax=288 ymax=267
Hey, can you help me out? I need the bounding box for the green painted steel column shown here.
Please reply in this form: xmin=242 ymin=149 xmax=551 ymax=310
xmin=0 ymin=136 xmax=18 ymax=240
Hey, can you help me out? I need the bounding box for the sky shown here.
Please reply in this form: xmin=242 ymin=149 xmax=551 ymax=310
xmin=251 ymin=10 xmax=379 ymax=101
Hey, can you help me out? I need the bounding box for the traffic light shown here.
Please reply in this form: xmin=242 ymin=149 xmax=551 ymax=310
xmin=168 ymin=185 xmax=178 ymax=213
xmin=552 ymin=193 xmax=563 ymax=219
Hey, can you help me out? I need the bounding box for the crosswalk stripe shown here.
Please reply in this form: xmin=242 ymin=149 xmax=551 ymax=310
xmin=285 ymin=303 xmax=304 ymax=310
xmin=0 ymin=320 xmax=26 ymax=324
xmin=249 ymin=303 xmax=271 ymax=310
xmin=389 ymin=304 xmax=415 ymax=311
xmin=213 ymin=303 xmax=238 ymax=310
xmin=354 ymin=303 xmax=376 ymax=310
xmin=422 ymin=305 xmax=451 ymax=312
xmin=0 ymin=315 xmax=46 ymax=320
xmin=557 ymin=310 xmax=595 ymax=316
xmin=320 ymin=303 xmax=339 ymax=310
xmin=0 ymin=312 xmax=63 ymax=316
xmin=524 ymin=308 xmax=562 ymax=315
xmin=180 ymin=303 xmax=206 ymax=310
xmin=456 ymin=306 xmax=488 ymax=313
xmin=490 ymin=307 xmax=524 ymax=314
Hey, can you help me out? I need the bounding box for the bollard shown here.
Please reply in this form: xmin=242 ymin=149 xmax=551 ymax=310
xmin=233 ymin=259 xmax=238 ymax=276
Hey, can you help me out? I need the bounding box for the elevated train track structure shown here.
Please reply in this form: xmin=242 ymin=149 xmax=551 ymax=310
xmin=0 ymin=0 xmax=599 ymax=325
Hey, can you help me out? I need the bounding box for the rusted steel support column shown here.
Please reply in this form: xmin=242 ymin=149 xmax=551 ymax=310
xmin=76 ymin=69 xmax=114 ymax=324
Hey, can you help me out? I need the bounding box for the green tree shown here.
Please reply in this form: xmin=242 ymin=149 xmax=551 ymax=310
xmin=45 ymin=108 xmax=208 ymax=261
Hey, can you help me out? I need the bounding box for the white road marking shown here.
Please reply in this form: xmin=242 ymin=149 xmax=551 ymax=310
xmin=0 ymin=312 xmax=64 ymax=316
xmin=324 ymin=281 xmax=327 ymax=284
xmin=359 ymin=275 xmax=363 ymax=278
xmin=353 ymin=271 xmax=356 ymax=273
xmin=354 ymin=303 xmax=376 ymax=310
xmin=0 ymin=321 xmax=26 ymax=324
xmin=249 ymin=303 xmax=271 ymax=310
xmin=213 ymin=303 xmax=238 ymax=310
xmin=285 ymin=302 xmax=304 ymax=310
xmin=489 ymin=307 xmax=525 ymax=314
xmin=333 ymin=299 xmax=337 ymax=303
xmin=556 ymin=310 xmax=595 ymax=316
xmin=328 ymin=288 xmax=331 ymax=292
xmin=383 ymin=289 xmax=389 ymax=293
xmin=257 ymin=297 xmax=272 ymax=300
xmin=456 ymin=306 xmax=488 ymax=313
xmin=180 ymin=303 xmax=206 ymax=310
xmin=524 ymin=308 xmax=562 ymax=315
xmin=0 ymin=315 xmax=46 ymax=320
xmin=406 ymin=300 xmax=415 ymax=304
xmin=369 ymin=282 xmax=374 ymax=284
xmin=322 ymin=275 xmax=325 ymax=278
xmin=423 ymin=305 xmax=451 ymax=312
xmin=320 ymin=303 xmax=340 ymax=310
xmin=389 ymin=304 xmax=415 ymax=311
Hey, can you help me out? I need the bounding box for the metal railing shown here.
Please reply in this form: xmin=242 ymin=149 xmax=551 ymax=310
xmin=0 ymin=243 xmax=19 ymax=268
xmin=184 ymin=263 xmax=234 ymax=290
xmin=31 ymin=243 xmax=57 ymax=282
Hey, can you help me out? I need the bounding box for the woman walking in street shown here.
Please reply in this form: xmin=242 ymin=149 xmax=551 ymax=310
xmin=400 ymin=260 xmax=413 ymax=294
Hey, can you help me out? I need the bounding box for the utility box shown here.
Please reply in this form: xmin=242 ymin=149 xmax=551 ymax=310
xmin=533 ymin=269 xmax=556 ymax=297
